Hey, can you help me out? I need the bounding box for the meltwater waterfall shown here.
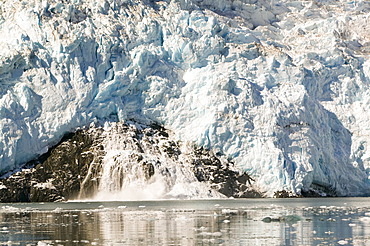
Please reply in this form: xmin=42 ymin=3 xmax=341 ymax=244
xmin=91 ymin=122 xmax=222 ymax=200
xmin=0 ymin=122 xmax=260 ymax=202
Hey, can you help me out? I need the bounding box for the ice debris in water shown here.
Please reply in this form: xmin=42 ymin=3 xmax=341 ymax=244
xmin=37 ymin=241 xmax=53 ymax=246
xmin=1 ymin=0 xmax=370 ymax=196
xmin=338 ymin=240 xmax=348 ymax=245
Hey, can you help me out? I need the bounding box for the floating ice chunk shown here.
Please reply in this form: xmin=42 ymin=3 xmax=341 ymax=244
xmin=37 ymin=241 xmax=53 ymax=246
xmin=53 ymin=207 xmax=63 ymax=213
xmin=359 ymin=217 xmax=370 ymax=223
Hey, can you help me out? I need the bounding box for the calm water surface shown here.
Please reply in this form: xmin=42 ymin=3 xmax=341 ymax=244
xmin=0 ymin=198 xmax=370 ymax=245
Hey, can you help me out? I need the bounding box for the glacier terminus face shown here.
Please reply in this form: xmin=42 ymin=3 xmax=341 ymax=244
xmin=1 ymin=0 xmax=370 ymax=197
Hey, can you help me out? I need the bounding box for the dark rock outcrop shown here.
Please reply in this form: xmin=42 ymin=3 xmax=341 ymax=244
xmin=0 ymin=129 xmax=104 ymax=202
xmin=273 ymin=182 xmax=338 ymax=198
xmin=0 ymin=122 xmax=261 ymax=202
xmin=191 ymin=147 xmax=261 ymax=198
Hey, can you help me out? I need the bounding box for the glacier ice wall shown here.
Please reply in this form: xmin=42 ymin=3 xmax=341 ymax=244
xmin=1 ymin=0 xmax=370 ymax=196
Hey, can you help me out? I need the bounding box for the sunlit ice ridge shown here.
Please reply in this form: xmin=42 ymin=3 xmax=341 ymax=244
xmin=1 ymin=0 xmax=370 ymax=198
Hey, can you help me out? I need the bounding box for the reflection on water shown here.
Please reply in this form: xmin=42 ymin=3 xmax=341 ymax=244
xmin=0 ymin=198 xmax=370 ymax=245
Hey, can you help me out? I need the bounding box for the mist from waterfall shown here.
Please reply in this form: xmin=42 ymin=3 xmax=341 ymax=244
xmin=84 ymin=122 xmax=223 ymax=201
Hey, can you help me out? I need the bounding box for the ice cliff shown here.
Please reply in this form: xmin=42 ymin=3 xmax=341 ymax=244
xmin=1 ymin=0 xmax=370 ymax=197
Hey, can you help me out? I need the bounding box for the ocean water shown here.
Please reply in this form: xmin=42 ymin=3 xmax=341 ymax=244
xmin=0 ymin=198 xmax=370 ymax=245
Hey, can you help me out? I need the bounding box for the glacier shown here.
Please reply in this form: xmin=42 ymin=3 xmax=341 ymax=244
xmin=1 ymin=0 xmax=370 ymax=197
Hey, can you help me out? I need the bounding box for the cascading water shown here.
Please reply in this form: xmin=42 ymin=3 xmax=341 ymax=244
xmin=91 ymin=122 xmax=224 ymax=201
xmin=0 ymin=121 xmax=260 ymax=202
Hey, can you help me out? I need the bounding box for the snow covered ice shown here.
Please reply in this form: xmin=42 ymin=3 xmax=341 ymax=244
xmin=1 ymin=0 xmax=370 ymax=197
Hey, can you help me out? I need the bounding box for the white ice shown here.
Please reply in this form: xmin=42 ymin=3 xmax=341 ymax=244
xmin=1 ymin=0 xmax=370 ymax=196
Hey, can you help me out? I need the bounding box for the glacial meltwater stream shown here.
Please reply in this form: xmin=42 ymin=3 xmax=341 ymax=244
xmin=0 ymin=198 xmax=370 ymax=245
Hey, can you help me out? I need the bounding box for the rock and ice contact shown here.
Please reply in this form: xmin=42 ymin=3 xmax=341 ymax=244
xmin=1 ymin=0 xmax=370 ymax=197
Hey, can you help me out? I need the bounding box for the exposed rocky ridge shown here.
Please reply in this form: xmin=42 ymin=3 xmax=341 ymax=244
xmin=0 ymin=122 xmax=260 ymax=202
